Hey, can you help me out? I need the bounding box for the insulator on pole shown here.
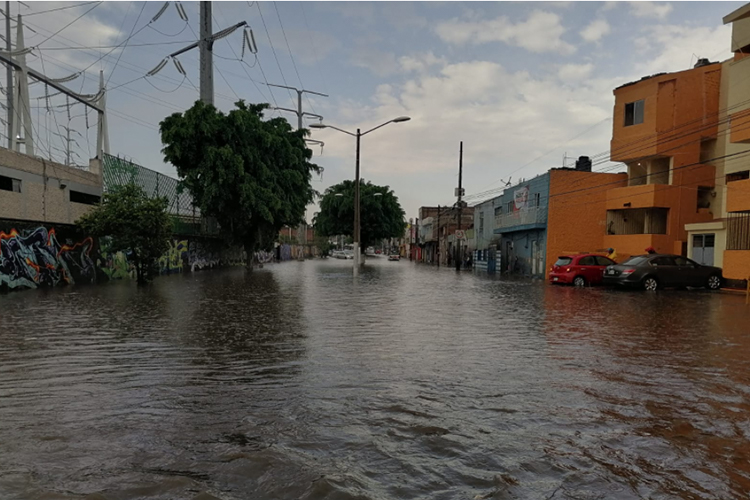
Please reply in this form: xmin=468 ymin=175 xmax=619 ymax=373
xmin=151 ymin=2 xmax=170 ymax=23
xmin=213 ymin=23 xmax=242 ymax=42
xmin=147 ymin=58 xmax=168 ymax=76
xmin=248 ymin=29 xmax=257 ymax=53
xmin=173 ymin=57 xmax=186 ymax=76
xmin=175 ymin=2 xmax=188 ymax=21
xmin=48 ymin=72 xmax=79 ymax=84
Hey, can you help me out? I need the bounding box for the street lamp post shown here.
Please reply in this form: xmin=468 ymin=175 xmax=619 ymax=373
xmin=311 ymin=117 xmax=410 ymax=276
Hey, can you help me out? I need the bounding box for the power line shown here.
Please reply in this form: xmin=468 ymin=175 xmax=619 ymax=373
xmin=273 ymin=1 xmax=315 ymax=114
xmin=106 ymin=2 xmax=146 ymax=87
xmin=36 ymin=40 xmax=196 ymax=51
xmin=256 ymin=2 xmax=295 ymax=107
xmin=35 ymin=2 xmax=103 ymax=47
xmin=25 ymin=1 xmax=100 ymax=17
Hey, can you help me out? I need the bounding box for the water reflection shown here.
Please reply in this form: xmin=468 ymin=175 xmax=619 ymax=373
xmin=1 ymin=260 xmax=749 ymax=499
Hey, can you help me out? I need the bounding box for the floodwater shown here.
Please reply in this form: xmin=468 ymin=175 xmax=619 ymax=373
xmin=1 ymin=258 xmax=750 ymax=500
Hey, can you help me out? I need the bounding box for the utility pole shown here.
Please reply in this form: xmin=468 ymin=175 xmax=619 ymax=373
xmin=164 ymin=8 xmax=246 ymax=106
xmin=199 ymin=1 xmax=213 ymax=105
xmin=436 ymin=205 xmax=440 ymax=268
xmin=13 ymin=13 xmax=31 ymax=155
xmin=5 ymin=1 xmax=13 ymax=150
xmin=455 ymin=141 xmax=463 ymax=272
xmin=269 ymin=83 xmax=326 ymax=148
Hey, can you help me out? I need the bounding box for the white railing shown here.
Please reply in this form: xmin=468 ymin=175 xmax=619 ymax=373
xmin=494 ymin=206 xmax=547 ymax=231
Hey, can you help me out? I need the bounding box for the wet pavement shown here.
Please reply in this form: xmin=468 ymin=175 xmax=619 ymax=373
xmin=1 ymin=257 xmax=749 ymax=499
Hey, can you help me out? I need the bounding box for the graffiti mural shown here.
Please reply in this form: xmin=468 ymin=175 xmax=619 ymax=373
xmin=97 ymin=237 xmax=136 ymax=281
xmin=0 ymin=227 xmax=96 ymax=289
xmin=159 ymin=239 xmax=188 ymax=274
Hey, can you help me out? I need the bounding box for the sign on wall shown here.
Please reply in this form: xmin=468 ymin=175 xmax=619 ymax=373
xmin=514 ymin=186 xmax=530 ymax=211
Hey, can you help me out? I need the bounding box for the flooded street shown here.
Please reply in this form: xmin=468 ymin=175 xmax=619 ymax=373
xmin=1 ymin=258 xmax=750 ymax=499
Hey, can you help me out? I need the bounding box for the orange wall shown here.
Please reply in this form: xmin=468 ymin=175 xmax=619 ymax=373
xmin=610 ymin=64 xmax=721 ymax=162
xmin=724 ymin=251 xmax=750 ymax=281
xmin=545 ymin=169 xmax=627 ymax=277
xmin=730 ymin=109 xmax=750 ymax=144
xmin=727 ymin=178 xmax=750 ymax=213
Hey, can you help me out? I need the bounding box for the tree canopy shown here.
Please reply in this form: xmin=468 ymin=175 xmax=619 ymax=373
xmin=314 ymin=180 xmax=406 ymax=251
xmin=159 ymin=100 xmax=320 ymax=262
xmin=77 ymin=184 xmax=172 ymax=284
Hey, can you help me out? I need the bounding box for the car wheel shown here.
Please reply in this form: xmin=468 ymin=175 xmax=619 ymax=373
xmin=573 ymin=276 xmax=586 ymax=287
xmin=707 ymin=274 xmax=722 ymax=290
xmin=643 ymin=276 xmax=659 ymax=291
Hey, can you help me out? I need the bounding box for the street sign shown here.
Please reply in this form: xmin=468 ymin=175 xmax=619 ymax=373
xmin=455 ymin=230 xmax=465 ymax=240
xmin=454 ymin=187 xmax=465 ymax=197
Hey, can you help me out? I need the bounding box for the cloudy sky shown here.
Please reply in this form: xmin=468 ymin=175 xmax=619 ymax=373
xmin=9 ymin=1 xmax=743 ymax=220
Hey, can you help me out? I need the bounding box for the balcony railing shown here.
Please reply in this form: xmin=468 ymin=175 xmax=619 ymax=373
xmin=494 ymin=206 xmax=547 ymax=231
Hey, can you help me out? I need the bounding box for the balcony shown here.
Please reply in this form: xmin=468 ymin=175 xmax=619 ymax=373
xmin=494 ymin=206 xmax=547 ymax=233
xmin=727 ymin=178 xmax=750 ymax=213
xmin=605 ymin=183 xmax=677 ymax=210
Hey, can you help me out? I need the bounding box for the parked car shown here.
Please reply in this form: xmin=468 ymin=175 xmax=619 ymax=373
xmin=388 ymin=254 xmax=400 ymax=261
xmin=549 ymin=254 xmax=617 ymax=286
xmin=603 ymin=254 xmax=723 ymax=291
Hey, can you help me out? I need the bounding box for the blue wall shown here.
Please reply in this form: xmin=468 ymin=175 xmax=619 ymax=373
xmin=495 ymin=173 xmax=550 ymax=277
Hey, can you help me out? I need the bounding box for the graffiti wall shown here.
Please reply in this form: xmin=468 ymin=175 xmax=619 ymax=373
xmin=0 ymin=224 xmax=96 ymax=290
xmin=0 ymin=221 xmax=248 ymax=291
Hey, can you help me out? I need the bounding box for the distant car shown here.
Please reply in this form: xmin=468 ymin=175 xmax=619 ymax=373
xmin=603 ymin=254 xmax=723 ymax=291
xmin=388 ymin=254 xmax=400 ymax=261
xmin=549 ymin=254 xmax=616 ymax=286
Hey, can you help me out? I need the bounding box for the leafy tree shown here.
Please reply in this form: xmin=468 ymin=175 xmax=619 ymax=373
xmin=314 ymin=180 xmax=406 ymax=252
xmin=77 ymin=184 xmax=172 ymax=284
xmin=159 ymin=100 xmax=320 ymax=266
xmin=314 ymin=235 xmax=333 ymax=257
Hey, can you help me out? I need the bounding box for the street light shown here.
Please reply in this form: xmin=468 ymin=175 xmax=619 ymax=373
xmin=310 ymin=117 xmax=410 ymax=276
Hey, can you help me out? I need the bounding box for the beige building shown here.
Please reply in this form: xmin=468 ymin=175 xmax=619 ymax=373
xmin=686 ymin=3 xmax=750 ymax=284
xmin=0 ymin=148 xmax=102 ymax=226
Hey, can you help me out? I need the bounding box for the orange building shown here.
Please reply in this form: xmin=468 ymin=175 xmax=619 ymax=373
xmin=602 ymin=60 xmax=722 ymax=260
xmin=545 ymin=168 xmax=628 ymax=278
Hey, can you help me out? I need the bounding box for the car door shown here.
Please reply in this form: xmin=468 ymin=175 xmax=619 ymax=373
xmin=593 ymin=256 xmax=616 ymax=284
xmin=673 ymin=256 xmax=704 ymax=287
xmin=577 ymin=256 xmax=597 ymax=283
xmin=649 ymin=256 xmax=678 ymax=287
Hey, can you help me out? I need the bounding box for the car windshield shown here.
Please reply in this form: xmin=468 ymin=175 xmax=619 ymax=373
xmin=620 ymin=256 xmax=649 ymax=266
xmin=554 ymin=257 xmax=573 ymax=266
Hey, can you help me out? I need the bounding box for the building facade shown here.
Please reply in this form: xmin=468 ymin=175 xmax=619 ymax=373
xmin=494 ymin=174 xmax=550 ymax=277
xmin=604 ymin=60 xmax=722 ymax=260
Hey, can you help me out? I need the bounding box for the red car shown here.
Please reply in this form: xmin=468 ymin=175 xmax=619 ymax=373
xmin=549 ymin=254 xmax=617 ymax=286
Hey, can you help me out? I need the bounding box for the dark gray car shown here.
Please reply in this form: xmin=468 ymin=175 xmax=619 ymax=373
xmin=603 ymin=254 xmax=723 ymax=291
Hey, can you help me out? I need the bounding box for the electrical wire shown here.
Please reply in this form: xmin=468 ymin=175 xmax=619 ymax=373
xmin=106 ymin=1 xmax=146 ymax=87
xmin=35 ymin=2 xmax=103 ymax=47
xmin=257 ymin=2 xmax=295 ymax=107
xmin=273 ymin=1 xmax=315 ymax=114
xmin=25 ymin=1 xmax=101 ymax=17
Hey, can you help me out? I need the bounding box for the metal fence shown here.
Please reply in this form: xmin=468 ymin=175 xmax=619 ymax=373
xmin=102 ymin=154 xmax=218 ymax=237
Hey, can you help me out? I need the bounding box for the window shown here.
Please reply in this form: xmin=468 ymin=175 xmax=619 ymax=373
xmin=727 ymin=170 xmax=750 ymax=183
xmin=673 ymin=256 xmax=695 ymax=267
xmin=507 ymin=201 xmax=513 ymax=213
xmin=0 ymin=175 xmax=21 ymax=193
xmin=533 ymin=192 xmax=541 ymax=207
xmin=494 ymin=206 xmax=502 ymax=216
xmin=554 ymin=257 xmax=572 ymax=266
xmin=596 ymin=256 xmax=615 ymax=266
xmin=70 ymin=190 xmax=101 ymax=205
xmin=727 ymin=211 xmax=750 ymax=250
xmin=650 ymin=256 xmax=676 ymax=266
xmin=624 ymin=99 xmax=645 ymax=126
xmin=621 ymin=256 xmax=649 ymax=266
xmin=479 ymin=212 xmax=484 ymax=234
xmin=578 ymin=256 xmax=596 ymax=266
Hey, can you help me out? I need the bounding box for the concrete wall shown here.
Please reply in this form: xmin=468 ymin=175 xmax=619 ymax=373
xmin=0 ymin=148 xmax=102 ymax=226
xmin=474 ymin=196 xmax=501 ymax=251
xmin=546 ymin=169 xmax=628 ymax=276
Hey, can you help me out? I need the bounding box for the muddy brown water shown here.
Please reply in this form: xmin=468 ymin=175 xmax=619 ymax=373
xmin=1 ymin=258 xmax=749 ymax=499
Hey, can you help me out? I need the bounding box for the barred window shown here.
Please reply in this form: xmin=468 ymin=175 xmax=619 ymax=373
xmin=727 ymin=211 xmax=750 ymax=250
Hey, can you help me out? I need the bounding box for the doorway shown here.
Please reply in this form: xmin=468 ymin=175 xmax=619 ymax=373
xmin=692 ymin=233 xmax=715 ymax=266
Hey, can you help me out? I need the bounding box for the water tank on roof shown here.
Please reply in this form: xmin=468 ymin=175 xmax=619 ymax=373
xmin=575 ymin=156 xmax=592 ymax=172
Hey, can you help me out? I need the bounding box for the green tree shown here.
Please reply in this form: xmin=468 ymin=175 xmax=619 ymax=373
xmin=159 ymin=100 xmax=320 ymax=266
xmin=314 ymin=180 xmax=406 ymax=252
xmin=77 ymin=184 xmax=172 ymax=284
xmin=314 ymin=235 xmax=333 ymax=257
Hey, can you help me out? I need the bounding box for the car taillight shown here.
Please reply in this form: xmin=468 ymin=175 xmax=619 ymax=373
xmin=621 ymin=269 xmax=635 ymax=275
